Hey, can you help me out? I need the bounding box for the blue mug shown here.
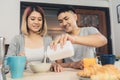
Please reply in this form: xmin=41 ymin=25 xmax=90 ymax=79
xmin=7 ymin=56 xmax=26 ymax=79
xmin=99 ymin=54 xmax=115 ymax=65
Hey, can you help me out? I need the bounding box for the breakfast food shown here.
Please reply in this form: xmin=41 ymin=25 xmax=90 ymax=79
xmin=77 ymin=64 xmax=120 ymax=80
xmin=77 ymin=64 xmax=102 ymax=78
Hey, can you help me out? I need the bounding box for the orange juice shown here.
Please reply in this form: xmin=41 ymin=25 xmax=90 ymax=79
xmin=83 ymin=58 xmax=97 ymax=68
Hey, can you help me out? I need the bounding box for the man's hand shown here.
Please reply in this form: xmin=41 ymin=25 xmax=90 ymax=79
xmin=70 ymin=60 xmax=84 ymax=69
xmin=50 ymin=34 xmax=76 ymax=50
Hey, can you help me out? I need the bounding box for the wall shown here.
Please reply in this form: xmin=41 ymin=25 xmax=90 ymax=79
xmin=109 ymin=0 xmax=120 ymax=56
xmin=21 ymin=0 xmax=109 ymax=7
xmin=0 ymin=0 xmax=20 ymax=44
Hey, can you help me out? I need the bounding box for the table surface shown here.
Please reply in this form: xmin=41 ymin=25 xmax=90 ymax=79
xmin=6 ymin=68 xmax=83 ymax=80
xmin=6 ymin=61 xmax=120 ymax=80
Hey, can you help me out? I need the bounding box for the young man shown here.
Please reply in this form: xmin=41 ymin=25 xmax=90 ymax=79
xmin=50 ymin=6 xmax=107 ymax=72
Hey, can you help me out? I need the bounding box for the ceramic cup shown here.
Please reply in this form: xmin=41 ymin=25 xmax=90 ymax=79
xmin=7 ymin=56 xmax=26 ymax=79
xmin=99 ymin=54 xmax=115 ymax=65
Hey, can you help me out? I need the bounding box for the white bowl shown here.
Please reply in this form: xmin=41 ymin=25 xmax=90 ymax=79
xmin=29 ymin=62 xmax=51 ymax=73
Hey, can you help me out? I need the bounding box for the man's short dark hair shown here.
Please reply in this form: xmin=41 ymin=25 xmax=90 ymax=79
xmin=57 ymin=6 xmax=76 ymax=16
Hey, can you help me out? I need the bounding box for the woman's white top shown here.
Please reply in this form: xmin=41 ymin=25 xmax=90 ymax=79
xmin=25 ymin=47 xmax=44 ymax=62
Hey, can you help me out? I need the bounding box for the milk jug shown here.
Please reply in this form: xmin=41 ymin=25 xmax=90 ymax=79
xmin=47 ymin=41 xmax=74 ymax=61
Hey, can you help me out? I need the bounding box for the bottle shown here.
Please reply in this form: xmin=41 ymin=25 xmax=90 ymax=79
xmin=0 ymin=37 xmax=6 ymax=80
xmin=47 ymin=41 xmax=74 ymax=61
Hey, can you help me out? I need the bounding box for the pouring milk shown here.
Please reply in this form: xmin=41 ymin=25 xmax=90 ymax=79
xmin=47 ymin=41 xmax=74 ymax=61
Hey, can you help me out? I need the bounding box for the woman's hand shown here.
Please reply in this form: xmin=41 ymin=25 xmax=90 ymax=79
xmin=17 ymin=52 xmax=25 ymax=56
xmin=17 ymin=52 xmax=28 ymax=64
xmin=50 ymin=62 xmax=63 ymax=72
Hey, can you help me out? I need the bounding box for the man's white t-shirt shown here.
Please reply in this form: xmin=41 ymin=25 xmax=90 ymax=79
xmin=64 ymin=27 xmax=98 ymax=62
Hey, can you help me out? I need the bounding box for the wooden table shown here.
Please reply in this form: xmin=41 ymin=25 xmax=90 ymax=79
xmin=7 ymin=61 xmax=120 ymax=80
xmin=7 ymin=68 xmax=81 ymax=80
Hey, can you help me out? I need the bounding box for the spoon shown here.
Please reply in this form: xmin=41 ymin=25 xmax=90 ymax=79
xmin=43 ymin=51 xmax=50 ymax=63
xmin=43 ymin=51 xmax=47 ymax=63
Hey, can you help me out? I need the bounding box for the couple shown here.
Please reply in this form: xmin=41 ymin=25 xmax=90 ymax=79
xmin=6 ymin=6 xmax=107 ymax=72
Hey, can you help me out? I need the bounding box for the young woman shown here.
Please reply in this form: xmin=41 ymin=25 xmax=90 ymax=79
xmin=7 ymin=6 xmax=52 ymax=63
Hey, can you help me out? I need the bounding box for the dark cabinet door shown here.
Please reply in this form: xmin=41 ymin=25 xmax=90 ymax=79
xmin=75 ymin=9 xmax=108 ymax=54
